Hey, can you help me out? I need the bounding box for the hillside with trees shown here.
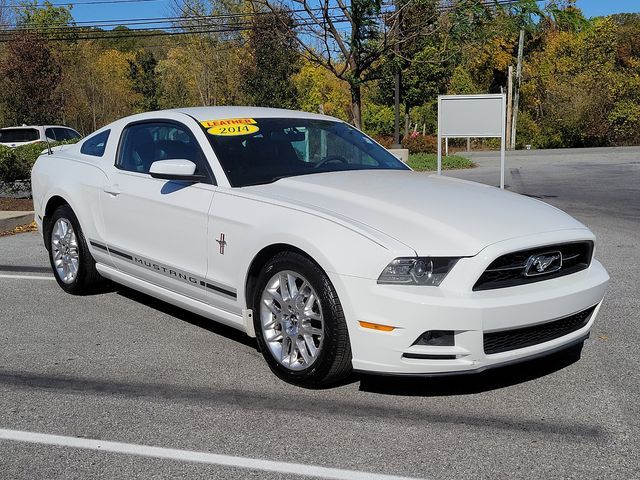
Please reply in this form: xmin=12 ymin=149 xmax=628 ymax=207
xmin=0 ymin=0 xmax=638 ymax=149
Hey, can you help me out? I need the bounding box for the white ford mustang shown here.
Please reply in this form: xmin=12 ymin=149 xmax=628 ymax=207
xmin=31 ymin=107 xmax=609 ymax=387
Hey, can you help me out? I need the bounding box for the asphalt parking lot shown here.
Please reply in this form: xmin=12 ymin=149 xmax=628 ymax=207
xmin=0 ymin=147 xmax=638 ymax=479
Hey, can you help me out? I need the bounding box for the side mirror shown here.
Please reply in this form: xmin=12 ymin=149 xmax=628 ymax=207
xmin=149 ymin=159 xmax=206 ymax=182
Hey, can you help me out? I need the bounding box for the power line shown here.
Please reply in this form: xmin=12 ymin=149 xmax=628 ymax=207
xmin=5 ymin=0 xmax=163 ymax=8
xmin=0 ymin=17 xmax=351 ymax=36
xmin=0 ymin=16 xmax=354 ymax=41
xmin=0 ymin=5 xmax=348 ymax=28
xmin=0 ymin=0 xmax=526 ymax=41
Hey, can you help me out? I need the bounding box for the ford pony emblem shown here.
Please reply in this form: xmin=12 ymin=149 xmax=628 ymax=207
xmin=524 ymin=251 xmax=562 ymax=277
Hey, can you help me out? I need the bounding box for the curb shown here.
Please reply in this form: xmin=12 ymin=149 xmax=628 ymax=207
xmin=0 ymin=211 xmax=34 ymax=232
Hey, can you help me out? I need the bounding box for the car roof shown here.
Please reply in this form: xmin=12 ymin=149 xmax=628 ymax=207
xmin=0 ymin=125 xmax=77 ymax=130
xmin=167 ymin=106 xmax=341 ymax=123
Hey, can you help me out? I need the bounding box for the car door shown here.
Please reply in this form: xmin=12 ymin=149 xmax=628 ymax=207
xmin=100 ymin=119 xmax=216 ymax=303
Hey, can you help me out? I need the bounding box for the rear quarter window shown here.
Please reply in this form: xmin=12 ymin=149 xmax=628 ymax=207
xmin=0 ymin=128 xmax=40 ymax=142
xmin=80 ymin=130 xmax=110 ymax=157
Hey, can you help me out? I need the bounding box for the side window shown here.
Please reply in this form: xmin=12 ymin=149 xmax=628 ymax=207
xmin=116 ymin=122 xmax=209 ymax=180
xmin=54 ymin=128 xmax=81 ymax=141
xmin=44 ymin=128 xmax=56 ymax=141
xmin=80 ymin=130 xmax=110 ymax=157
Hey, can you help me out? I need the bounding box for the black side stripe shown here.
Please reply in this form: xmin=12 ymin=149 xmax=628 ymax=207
xmin=90 ymin=241 xmax=108 ymax=251
xmin=205 ymin=282 xmax=237 ymax=299
xmin=88 ymin=239 xmax=236 ymax=300
xmin=91 ymin=240 xmax=133 ymax=260
xmin=108 ymin=248 xmax=133 ymax=261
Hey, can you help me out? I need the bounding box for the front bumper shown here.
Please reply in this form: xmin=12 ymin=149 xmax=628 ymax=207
xmin=331 ymin=239 xmax=609 ymax=375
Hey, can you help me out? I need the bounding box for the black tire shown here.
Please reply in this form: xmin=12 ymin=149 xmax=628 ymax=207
xmin=47 ymin=204 xmax=103 ymax=295
xmin=253 ymin=251 xmax=352 ymax=388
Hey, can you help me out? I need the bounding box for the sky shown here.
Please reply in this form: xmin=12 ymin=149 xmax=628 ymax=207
xmin=63 ymin=0 xmax=640 ymax=27
xmin=576 ymin=0 xmax=639 ymax=18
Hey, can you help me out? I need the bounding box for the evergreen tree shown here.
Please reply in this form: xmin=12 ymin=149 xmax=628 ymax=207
xmin=128 ymin=50 xmax=161 ymax=112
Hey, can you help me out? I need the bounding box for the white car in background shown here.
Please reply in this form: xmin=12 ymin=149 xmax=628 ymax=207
xmin=30 ymin=107 xmax=609 ymax=387
xmin=0 ymin=125 xmax=81 ymax=148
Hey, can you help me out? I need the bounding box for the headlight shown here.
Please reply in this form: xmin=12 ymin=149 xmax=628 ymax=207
xmin=377 ymin=257 xmax=459 ymax=286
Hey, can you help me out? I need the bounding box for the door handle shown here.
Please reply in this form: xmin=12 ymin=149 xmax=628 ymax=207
xmin=103 ymin=184 xmax=121 ymax=196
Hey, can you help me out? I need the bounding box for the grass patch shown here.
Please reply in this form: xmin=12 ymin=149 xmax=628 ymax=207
xmin=407 ymin=153 xmax=475 ymax=172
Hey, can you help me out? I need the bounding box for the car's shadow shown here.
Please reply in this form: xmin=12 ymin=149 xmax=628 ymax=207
xmin=358 ymin=346 xmax=582 ymax=396
xmin=113 ymin=283 xmax=583 ymax=396
xmin=115 ymin=285 xmax=257 ymax=349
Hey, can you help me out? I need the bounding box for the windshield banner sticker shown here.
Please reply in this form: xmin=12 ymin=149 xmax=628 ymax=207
xmin=201 ymin=118 xmax=259 ymax=136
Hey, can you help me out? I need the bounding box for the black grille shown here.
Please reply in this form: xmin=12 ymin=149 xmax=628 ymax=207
xmin=473 ymin=241 xmax=593 ymax=291
xmin=483 ymin=305 xmax=596 ymax=355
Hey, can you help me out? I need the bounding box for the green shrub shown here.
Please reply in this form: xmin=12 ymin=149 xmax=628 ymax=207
xmin=515 ymin=111 xmax=544 ymax=149
xmin=0 ymin=140 xmax=78 ymax=183
xmin=408 ymin=103 xmax=437 ymax=135
xmin=609 ymin=99 xmax=640 ymax=145
xmin=407 ymin=153 xmax=475 ymax=172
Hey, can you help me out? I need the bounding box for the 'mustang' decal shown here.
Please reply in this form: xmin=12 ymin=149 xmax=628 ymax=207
xmin=89 ymin=241 xmax=236 ymax=299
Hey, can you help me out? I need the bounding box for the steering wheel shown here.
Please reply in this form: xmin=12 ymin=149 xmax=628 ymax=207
xmin=314 ymin=155 xmax=349 ymax=169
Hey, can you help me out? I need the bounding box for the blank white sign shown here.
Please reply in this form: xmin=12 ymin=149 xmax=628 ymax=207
xmin=439 ymin=94 xmax=505 ymax=137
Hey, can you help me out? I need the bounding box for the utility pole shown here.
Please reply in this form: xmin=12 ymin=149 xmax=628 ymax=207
xmin=511 ymin=29 xmax=524 ymax=150
xmin=393 ymin=70 xmax=401 ymax=148
xmin=506 ymin=65 xmax=513 ymax=150
xmin=391 ymin=1 xmax=402 ymax=148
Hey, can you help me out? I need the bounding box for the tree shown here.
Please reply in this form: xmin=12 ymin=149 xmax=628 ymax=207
xmin=0 ymin=33 xmax=62 ymax=125
xmin=241 ymin=10 xmax=300 ymax=109
xmin=15 ymin=0 xmax=77 ymax=42
xmin=16 ymin=0 xmax=74 ymax=27
xmin=255 ymin=0 xmax=439 ymax=128
xmin=158 ymin=47 xmax=200 ymax=108
xmin=99 ymin=26 xmax=142 ymax=52
xmin=171 ymin=0 xmax=247 ymax=106
xmin=293 ymin=59 xmax=351 ymax=119
xmin=128 ymin=50 xmax=161 ymax=111
xmin=377 ymin=1 xmax=444 ymax=120
xmin=521 ymin=18 xmax=620 ymax=147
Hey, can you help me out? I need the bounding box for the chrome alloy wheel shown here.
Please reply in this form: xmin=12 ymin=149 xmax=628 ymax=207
xmin=51 ymin=218 xmax=79 ymax=284
xmin=259 ymin=270 xmax=324 ymax=371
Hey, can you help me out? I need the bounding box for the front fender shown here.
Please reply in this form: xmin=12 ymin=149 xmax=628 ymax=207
xmin=206 ymin=189 xmax=416 ymax=312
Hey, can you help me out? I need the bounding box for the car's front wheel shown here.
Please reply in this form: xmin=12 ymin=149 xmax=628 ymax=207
xmin=47 ymin=205 xmax=102 ymax=295
xmin=253 ymin=252 xmax=352 ymax=388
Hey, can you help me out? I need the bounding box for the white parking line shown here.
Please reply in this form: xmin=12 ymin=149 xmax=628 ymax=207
xmin=0 ymin=274 xmax=54 ymax=281
xmin=0 ymin=428 xmax=425 ymax=480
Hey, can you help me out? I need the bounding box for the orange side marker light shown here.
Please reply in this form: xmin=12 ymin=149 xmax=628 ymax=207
xmin=359 ymin=321 xmax=396 ymax=332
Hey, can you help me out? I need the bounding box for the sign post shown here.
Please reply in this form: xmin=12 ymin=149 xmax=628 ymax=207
xmin=437 ymin=94 xmax=507 ymax=189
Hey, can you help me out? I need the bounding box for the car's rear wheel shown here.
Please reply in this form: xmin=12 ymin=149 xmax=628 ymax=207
xmin=48 ymin=205 xmax=102 ymax=294
xmin=253 ymin=251 xmax=352 ymax=388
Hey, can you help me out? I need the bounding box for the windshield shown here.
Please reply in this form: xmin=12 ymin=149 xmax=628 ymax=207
xmin=203 ymin=118 xmax=409 ymax=187
xmin=0 ymin=128 xmax=39 ymax=143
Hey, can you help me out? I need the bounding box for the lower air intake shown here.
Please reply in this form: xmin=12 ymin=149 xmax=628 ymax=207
xmin=483 ymin=305 xmax=596 ymax=355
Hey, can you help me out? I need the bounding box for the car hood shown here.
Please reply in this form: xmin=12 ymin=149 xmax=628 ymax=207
xmin=246 ymin=170 xmax=587 ymax=256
